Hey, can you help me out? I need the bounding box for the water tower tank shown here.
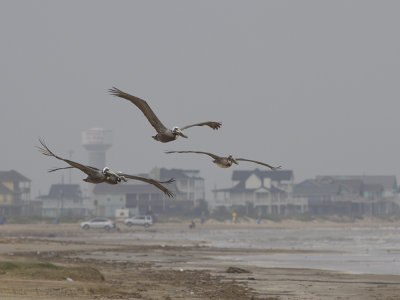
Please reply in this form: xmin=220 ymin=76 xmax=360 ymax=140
xmin=82 ymin=128 xmax=112 ymax=168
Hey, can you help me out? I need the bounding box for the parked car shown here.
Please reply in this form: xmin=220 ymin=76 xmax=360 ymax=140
xmin=80 ymin=218 xmax=115 ymax=230
xmin=124 ymin=215 xmax=153 ymax=227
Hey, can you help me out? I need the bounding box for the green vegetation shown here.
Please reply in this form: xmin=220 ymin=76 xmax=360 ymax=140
xmin=4 ymin=216 xmax=54 ymax=224
xmin=0 ymin=260 xmax=104 ymax=281
xmin=291 ymin=213 xmax=315 ymax=222
xmin=263 ymin=214 xmax=283 ymax=222
xmin=3 ymin=216 xmax=84 ymax=224
xmin=210 ymin=206 xmax=232 ymax=221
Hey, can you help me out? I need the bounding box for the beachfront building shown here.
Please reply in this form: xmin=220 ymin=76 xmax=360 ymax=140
xmin=293 ymin=175 xmax=400 ymax=215
xmin=92 ymin=182 xmax=163 ymax=217
xmin=213 ymin=168 xmax=306 ymax=215
xmin=92 ymin=168 xmax=206 ymax=217
xmin=152 ymin=168 xmax=205 ymax=202
xmin=38 ymin=184 xmax=92 ymax=218
xmin=316 ymin=175 xmax=398 ymax=198
xmin=0 ymin=170 xmax=31 ymax=216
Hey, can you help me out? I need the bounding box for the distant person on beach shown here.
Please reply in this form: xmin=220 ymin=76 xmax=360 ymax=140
xmin=189 ymin=220 xmax=196 ymax=229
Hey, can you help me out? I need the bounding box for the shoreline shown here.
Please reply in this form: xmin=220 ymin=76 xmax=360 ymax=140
xmin=1 ymin=222 xmax=400 ymax=299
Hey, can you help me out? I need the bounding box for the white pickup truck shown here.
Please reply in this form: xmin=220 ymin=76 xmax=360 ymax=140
xmin=124 ymin=215 xmax=153 ymax=227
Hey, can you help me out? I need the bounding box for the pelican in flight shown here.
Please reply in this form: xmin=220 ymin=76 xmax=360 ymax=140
xmin=37 ymin=139 xmax=174 ymax=197
xmin=109 ymin=87 xmax=221 ymax=143
xmin=166 ymin=150 xmax=281 ymax=170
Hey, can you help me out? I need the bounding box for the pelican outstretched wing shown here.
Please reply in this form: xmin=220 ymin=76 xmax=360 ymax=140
xmin=109 ymin=87 xmax=168 ymax=133
xmin=118 ymin=173 xmax=175 ymax=198
xmin=235 ymin=158 xmax=281 ymax=170
xmin=47 ymin=166 xmax=74 ymax=173
xmin=37 ymin=139 xmax=101 ymax=177
xmin=180 ymin=121 xmax=221 ymax=131
xmin=165 ymin=150 xmax=220 ymax=160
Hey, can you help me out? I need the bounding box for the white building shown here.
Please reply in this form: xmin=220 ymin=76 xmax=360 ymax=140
xmin=214 ymin=169 xmax=306 ymax=215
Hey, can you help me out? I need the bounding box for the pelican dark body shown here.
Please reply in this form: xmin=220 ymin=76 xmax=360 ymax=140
xmin=109 ymin=87 xmax=221 ymax=143
xmin=37 ymin=139 xmax=175 ymax=197
xmin=166 ymin=150 xmax=281 ymax=170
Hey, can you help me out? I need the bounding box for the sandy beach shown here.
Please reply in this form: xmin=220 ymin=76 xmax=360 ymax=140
xmin=1 ymin=219 xmax=400 ymax=299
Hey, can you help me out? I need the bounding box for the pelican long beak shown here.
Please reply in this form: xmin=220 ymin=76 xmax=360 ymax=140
xmin=176 ymin=129 xmax=188 ymax=138
xmin=115 ymin=172 xmax=128 ymax=182
xmin=228 ymin=156 xmax=239 ymax=165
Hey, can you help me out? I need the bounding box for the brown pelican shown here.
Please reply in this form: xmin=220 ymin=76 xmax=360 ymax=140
xmin=109 ymin=87 xmax=221 ymax=143
xmin=166 ymin=150 xmax=281 ymax=170
xmin=37 ymin=139 xmax=174 ymax=197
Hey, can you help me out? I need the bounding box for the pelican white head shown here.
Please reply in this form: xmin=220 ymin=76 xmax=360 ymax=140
xmin=228 ymin=155 xmax=238 ymax=165
xmin=102 ymin=167 xmax=110 ymax=175
xmin=172 ymin=126 xmax=188 ymax=138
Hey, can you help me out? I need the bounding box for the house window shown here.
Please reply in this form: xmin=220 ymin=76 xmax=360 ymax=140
xmin=151 ymin=193 xmax=162 ymax=201
xmin=256 ymin=192 xmax=269 ymax=200
xmin=139 ymin=194 xmax=149 ymax=201
xmin=126 ymin=198 xmax=136 ymax=208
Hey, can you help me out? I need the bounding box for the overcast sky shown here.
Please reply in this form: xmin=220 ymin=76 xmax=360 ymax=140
xmin=1 ymin=1 xmax=400 ymax=198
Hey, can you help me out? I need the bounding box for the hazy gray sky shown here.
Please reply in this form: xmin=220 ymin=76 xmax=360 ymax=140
xmin=1 ymin=1 xmax=400 ymax=198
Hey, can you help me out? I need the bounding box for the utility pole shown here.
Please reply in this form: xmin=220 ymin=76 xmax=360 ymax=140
xmin=68 ymin=150 xmax=74 ymax=184
xmin=59 ymin=174 xmax=64 ymax=218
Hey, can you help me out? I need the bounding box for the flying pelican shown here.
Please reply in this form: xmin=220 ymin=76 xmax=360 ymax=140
xmin=37 ymin=139 xmax=174 ymax=197
xmin=166 ymin=150 xmax=281 ymax=170
xmin=109 ymin=87 xmax=221 ymax=143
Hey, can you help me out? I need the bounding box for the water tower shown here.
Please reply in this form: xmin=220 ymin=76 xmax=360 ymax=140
xmin=82 ymin=128 xmax=112 ymax=168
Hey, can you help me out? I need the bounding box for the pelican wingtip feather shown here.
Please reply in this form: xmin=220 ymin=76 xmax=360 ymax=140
xmin=166 ymin=190 xmax=174 ymax=198
xmin=36 ymin=138 xmax=54 ymax=157
xmin=211 ymin=122 xmax=222 ymax=130
xmin=108 ymin=86 xmax=122 ymax=97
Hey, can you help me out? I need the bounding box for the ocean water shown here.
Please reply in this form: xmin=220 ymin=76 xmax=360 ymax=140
xmin=118 ymin=225 xmax=400 ymax=275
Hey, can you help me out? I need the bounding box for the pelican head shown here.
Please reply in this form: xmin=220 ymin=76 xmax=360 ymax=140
xmin=228 ymin=155 xmax=238 ymax=165
xmin=102 ymin=167 xmax=110 ymax=175
xmin=172 ymin=126 xmax=188 ymax=138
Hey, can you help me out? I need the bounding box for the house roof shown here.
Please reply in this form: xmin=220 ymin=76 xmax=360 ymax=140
xmin=213 ymin=181 xmax=245 ymax=192
xmin=159 ymin=168 xmax=202 ymax=180
xmin=316 ymin=175 xmax=397 ymax=192
xmin=43 ymin=184 xmax=82 ymax=199
xmin=232 ymin=169 xmax=293 ymax=182
xmin=213 ymin=180 xmax=287 ymax=194
xmin=293 ymin=179 xmax=341 ymax=197
xmin=93 ymin=182 xmax=167 ymax=195
xmin=363 ymin=183 xmax=384 ymax=193
xmin=335 ymin=179 xmax=363 ymax=195
xmin=0 ymin=170 xmax=31 ymax=182
xmin=0 ymin=183 xmax=13 ymax=194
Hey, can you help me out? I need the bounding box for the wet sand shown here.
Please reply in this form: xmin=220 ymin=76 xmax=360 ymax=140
xmin=1 ymin=220 xmax=400 ymax=299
